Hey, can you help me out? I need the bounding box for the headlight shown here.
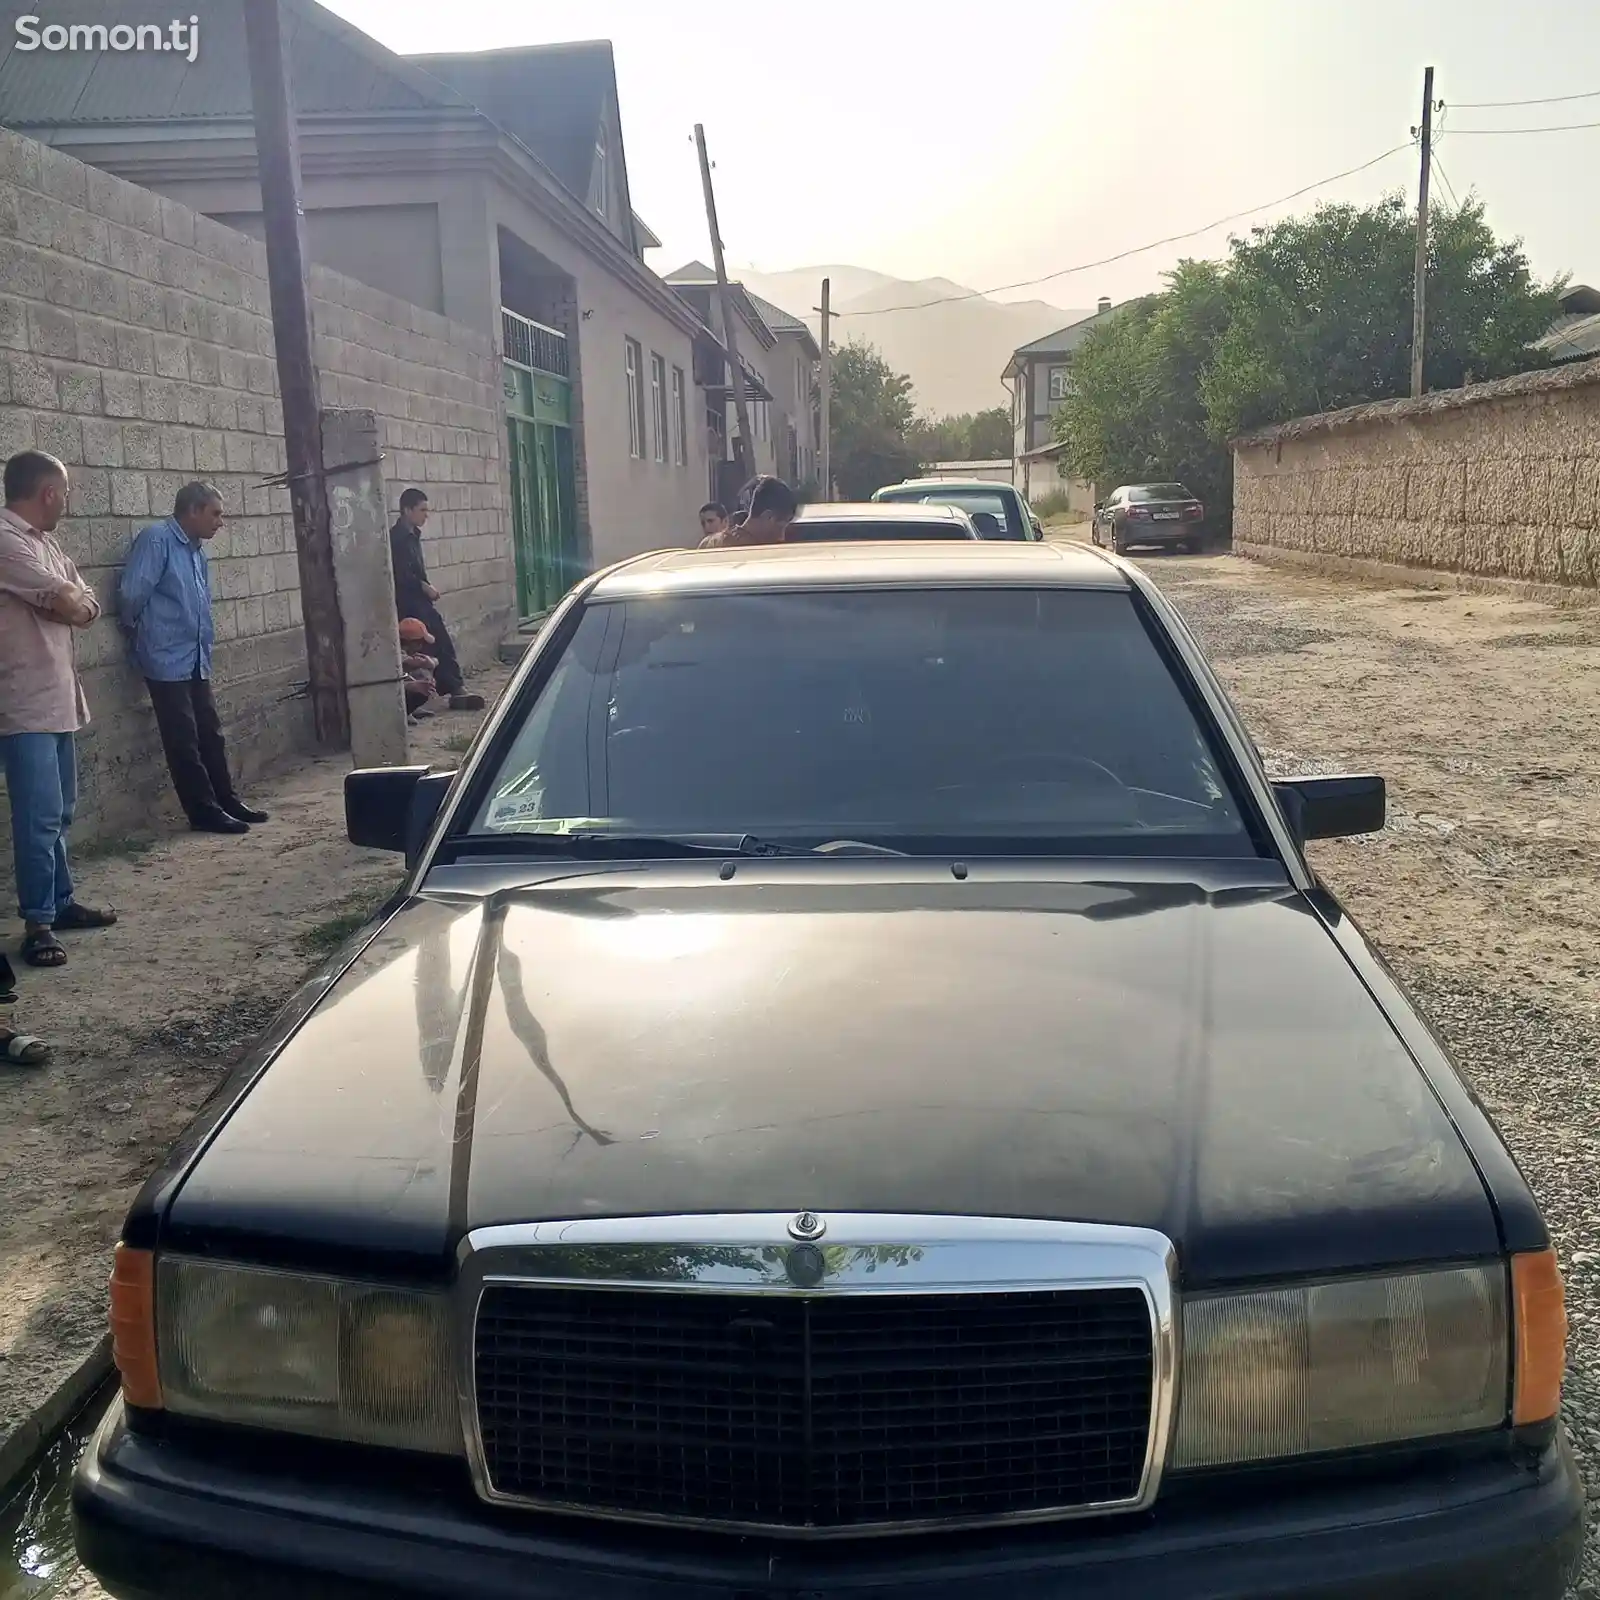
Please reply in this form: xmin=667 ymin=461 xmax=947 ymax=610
xmin=1172 ymin=1264 xmax=1508 ymax=1469
xmin=156 ymin=1257 xmax=459 ymax=1454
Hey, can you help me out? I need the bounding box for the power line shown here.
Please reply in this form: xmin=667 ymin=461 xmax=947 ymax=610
xmin=1445 ymin=118 xmax=1600 ymax=135
xmin=834 ymin=141 xmax=1416 ymax=318
xmin=1449 ymin=87 xmax=1600 ymax=109
xmin=1431 ymin=152 xmax=1461 ymax=209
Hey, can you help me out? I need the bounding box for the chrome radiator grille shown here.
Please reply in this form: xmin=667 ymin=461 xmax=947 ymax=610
xmin=474 ymin=1282 xmax=1155 ymax=1531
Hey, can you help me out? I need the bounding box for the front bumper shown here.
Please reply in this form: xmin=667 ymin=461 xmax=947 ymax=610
xmin=75 ymin=1402 xmax=1585 ymax=1600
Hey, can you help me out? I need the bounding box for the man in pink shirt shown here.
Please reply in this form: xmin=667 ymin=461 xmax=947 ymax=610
xmin=0 ymin=451 xmax=118 ymax=969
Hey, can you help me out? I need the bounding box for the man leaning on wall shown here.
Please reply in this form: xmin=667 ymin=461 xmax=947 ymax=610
xmin=118 ymin=482 xmax=270 ymax=837
xmin=0 ymin=450 xmax=119 ymax=970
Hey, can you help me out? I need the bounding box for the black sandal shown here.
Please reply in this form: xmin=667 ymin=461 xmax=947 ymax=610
xmin=21 ymin=930 xmax=67 ymax=967
xmin=53 ymin=902 xmax=118 ymax=931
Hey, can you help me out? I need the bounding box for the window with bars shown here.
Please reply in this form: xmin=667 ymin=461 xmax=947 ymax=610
xmin=650 ymin=353 xmax=668 ymax=463
xmin=671 ymin=366 xmax=687 ymax=466
xmin=625 ymin=338 xmax=644 ymax=459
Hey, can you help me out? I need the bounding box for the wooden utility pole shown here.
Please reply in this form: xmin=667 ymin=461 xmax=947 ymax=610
xmin=1410 ymin=66 xmax=1435 ymax=400
xmin=242 ymin=0 xmax=349 ymax=748
xmin=693 ymin=124 xmax=754 ymax=480
xmin=817 ymin=277 xmax=832 ymax=500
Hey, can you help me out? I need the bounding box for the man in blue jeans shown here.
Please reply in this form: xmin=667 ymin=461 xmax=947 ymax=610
xmin=0 ymin=451 xmax=118 ymax=969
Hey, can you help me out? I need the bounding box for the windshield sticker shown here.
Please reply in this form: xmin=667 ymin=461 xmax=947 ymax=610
xmin=488 ymin=795 xmax=545 ymax=826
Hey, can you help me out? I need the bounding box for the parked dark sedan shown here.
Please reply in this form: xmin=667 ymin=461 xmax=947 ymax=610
xmin=76 ymin=542 xmax=1581 ymax=1599
xmin=1093 ymin=483 xmax=1208 ymax=554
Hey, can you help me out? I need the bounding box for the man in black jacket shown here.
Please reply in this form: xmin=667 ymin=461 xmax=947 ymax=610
xmin=389 ymin=488 xmax=483 ymax=711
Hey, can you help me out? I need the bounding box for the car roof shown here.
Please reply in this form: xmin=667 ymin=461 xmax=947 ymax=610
xmin=792 ymin=501 xmax=972 ymax=522
xmin=591 ymin=540 xmax=1129 ymax=598
xmin=879 ymin=479 xmax=1018 ymax=494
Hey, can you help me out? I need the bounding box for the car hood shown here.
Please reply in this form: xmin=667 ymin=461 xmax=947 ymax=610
xmin=166 ymin=866 xmax=1500 ymax=1286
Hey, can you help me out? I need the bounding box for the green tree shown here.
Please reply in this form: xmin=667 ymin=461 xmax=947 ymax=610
xmin=907 ymin=406 xmax=1013 ymax=469
xmin=906 ymin=413 xmax=967 ymax=467
xmin=1057 ymin=194 xmax=1563 ymax=526
xmin=966 ymin=406 xmax=1012 ymax=459
xmin=829 ymin=341 xmax=918 ymax=499
xmin=1202 ymin=195 xmax=1560 ymax=438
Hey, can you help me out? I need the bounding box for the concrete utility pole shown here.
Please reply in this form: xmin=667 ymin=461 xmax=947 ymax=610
xmin=693 ymin=124 xmax=754 ymax=480
xmin=242 ymin=0 xmax=349 ymax=748
xmin=1411 ymin=65 xmax=1435 ymax=400
xmin=817 ymin=277 xmax=832 ymax=500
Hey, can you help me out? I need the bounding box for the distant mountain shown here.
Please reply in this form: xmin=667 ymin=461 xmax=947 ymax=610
xmin=733 ymin=264 xmax=1093 ymax=422
xmin=729 ymin=264 xmax=898 ymax=313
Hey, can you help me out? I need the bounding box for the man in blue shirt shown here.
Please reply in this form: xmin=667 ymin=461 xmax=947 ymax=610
xmin=118 ymin=482 xmax=268 ymax=837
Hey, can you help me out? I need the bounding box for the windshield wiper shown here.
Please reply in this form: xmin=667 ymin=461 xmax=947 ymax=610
xmin=450 ymin=831 xmax=803 ymax=859
xmin=449 ymin=832 xmax=909 ymax=860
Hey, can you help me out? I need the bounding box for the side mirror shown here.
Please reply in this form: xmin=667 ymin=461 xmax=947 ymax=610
xmin=1273 ymin=775 xmax=1386 ymax=843
xmin=345 ymin=766 xmax=457 ymax=864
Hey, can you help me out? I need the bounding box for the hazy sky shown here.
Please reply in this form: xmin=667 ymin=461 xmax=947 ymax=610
xmin=324 ymin=0 xmax=1597 ymax=311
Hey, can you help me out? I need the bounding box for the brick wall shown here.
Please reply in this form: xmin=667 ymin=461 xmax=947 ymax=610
xmin=1232 ymin=364 xmax=1600 ymax=591
xmin=0 ymin=129 xmax=510 ymax=847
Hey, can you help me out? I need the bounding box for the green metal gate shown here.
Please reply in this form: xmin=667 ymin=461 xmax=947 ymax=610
xmin=502 ymin=311 xmax=581 ymax=616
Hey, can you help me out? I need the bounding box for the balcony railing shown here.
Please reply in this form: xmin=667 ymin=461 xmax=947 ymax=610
xmin=502 ymin=308 xmax=569 ymax=378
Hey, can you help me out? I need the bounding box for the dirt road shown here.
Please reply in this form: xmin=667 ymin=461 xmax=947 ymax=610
xmin=10 ymin=550 xmax=1600 ymax=1595
xmin=0 ymin=675 xmax=511 ymax=1460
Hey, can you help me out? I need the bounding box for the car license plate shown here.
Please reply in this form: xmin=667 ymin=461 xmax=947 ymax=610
xmin=1154 ymin=510 xmax=1179 ymax=519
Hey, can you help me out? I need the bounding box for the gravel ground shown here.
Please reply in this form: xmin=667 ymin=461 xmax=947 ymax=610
xmin=1150 ymin=551 xmax=1599 ymax=1595
xmin=10 ymin=549 xmax=1600 ymax=1594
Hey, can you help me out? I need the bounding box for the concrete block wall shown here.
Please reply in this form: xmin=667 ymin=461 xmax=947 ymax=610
xmin=0 ymin=128 xmax=509 ymax=847
xmin=310 ymin=263 xmax=510 ymax=660
xmin=1232 ymin=365 xmax=1600 ymax=590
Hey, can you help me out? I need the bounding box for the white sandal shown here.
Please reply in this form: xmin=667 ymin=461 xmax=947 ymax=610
xmin=1 ymin=1029 xmax=51 ymax=1067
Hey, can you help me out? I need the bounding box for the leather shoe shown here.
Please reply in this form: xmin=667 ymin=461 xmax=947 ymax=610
xmin=192 ymin=806 xmax=250 ymax=836
xmin=223 ymin=799 xmax=270 ymax=825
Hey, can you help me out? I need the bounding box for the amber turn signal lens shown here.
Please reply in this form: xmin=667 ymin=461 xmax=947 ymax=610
xmin=109 ymin=1244 xmax=162 ymax=1410
xmin=1511 ymin=1248 xmax=1567 ymax=1425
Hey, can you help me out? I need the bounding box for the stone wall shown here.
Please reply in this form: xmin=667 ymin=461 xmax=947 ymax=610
xmin=0 ymin=128 xmax=509 ymax=846
xmin=1232 ymin=363 xmax=1600 ymax=592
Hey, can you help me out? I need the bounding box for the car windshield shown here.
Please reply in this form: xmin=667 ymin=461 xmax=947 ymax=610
xmin=787 ymin=519 xmax=971 ymax=542
xmin=883 ymin=488 xmax=1026 ymax=538
xmin=1128 ymin=484 xmax=1191 ymax=502
xmin=465 ymin=587 xmax=1257 ymax=858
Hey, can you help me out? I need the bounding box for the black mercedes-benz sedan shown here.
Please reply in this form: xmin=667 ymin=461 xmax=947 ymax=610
xmin=75 ymin=541 xmax=1583 ymax=1598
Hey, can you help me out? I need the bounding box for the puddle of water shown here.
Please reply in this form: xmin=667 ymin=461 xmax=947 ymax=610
xmin=0 ymin=1384 xmax=113 ymax=1600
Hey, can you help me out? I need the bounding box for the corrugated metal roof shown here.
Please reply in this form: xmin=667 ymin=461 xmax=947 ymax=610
xmin=0 ymin=0 xmax=462 ymax=124
xmin=1537 ymin=310 xmax=1600 ymax=362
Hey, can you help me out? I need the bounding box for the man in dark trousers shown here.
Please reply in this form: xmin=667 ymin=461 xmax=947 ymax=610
xmin=118 ymin=481 xmax=269 ymax=836
xmin=389 ymin=489 xmax=484 ymax=711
